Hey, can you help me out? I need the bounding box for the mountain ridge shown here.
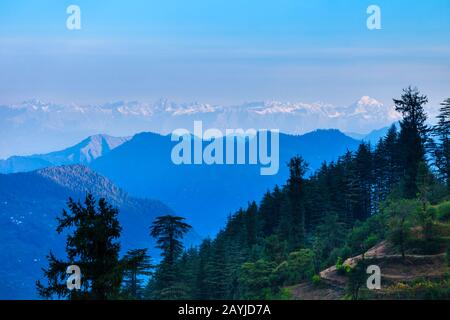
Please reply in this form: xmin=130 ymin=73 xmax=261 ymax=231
xmin=90 ymin=128 xmax=361 ymax=234
xmin=0 ymin=134 xmax=130 ymax=174
xmin=0 ymin=164 xmax=200 ymax=299
xmin=0 ymin=97 xmax=400 ymax=158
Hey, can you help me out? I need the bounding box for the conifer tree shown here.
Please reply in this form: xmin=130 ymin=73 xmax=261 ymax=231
xmin=149 ymin=215 xmax=191 ymax=299
xmin=284 ymin=156 xmax=308 ymax=250
xmin=433 ymin=98 xmax=450 ymax=190
xmin=122 ymin=249 xmax=153 ymax=299
xmin=353 ymin=143 xmax=373 ymax=220
xmin=37 ymin=194 xmax=122 ymax=300
xmin=393 ymin=86 xmax=429 ymax=198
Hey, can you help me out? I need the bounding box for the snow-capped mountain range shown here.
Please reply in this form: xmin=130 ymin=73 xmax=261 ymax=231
xmin=0 ymin=97 xmax=400 ymax=159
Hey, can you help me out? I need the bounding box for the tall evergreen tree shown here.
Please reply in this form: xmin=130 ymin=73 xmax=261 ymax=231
xmin=394 ymin=86 xmax=429 ymax=198
xmin=284 ymin=156 xmax=308 ymax=250
xmin=194 ymin=239 xmax=214 ymax=299
xmin=122 ymin=249 xmax=153 ymax=299
xmin=149 ymin=215 xmax=192 ymax=299
xmin=383 ymin=125 xmax=401 ymax=194
xmin=353 ymin=143 xmax=373 ymax=221
xmin=433 ymin=98 xmax=450 ymax=190
xmin=37 ymin=194 xmax=122 ymax=300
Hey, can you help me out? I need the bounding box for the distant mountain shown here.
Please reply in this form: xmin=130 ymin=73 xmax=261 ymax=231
xmin=90 ymin=129 xmax=361 ymax=235
xmin=0 ymin=165 xmax=198 ymax=299
xmin=346 ymin=122 xmax=399 ymax=145
xmin=361 ymin=123 xmax=399 ymax=144
xmin=0 ymin=134 xmax=130 ymax=174
xmin=344 ymin=132 xmax=366 ymax=140
xmin=0 ymin=97 xmax=400 ymax=158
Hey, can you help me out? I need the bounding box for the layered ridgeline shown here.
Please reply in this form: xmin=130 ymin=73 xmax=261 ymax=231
xmin=0 ymin=134 xmax=130 ymax=174
xmin=1 ymin=128 xmax=362 ymax=235
xmin=0 ymin=97 xmax=399 ymax=159
xmin=140 ymin=89 xmax=450 ymax=300
xmin=90 ymin=129 xmax=361 ymax=234
xmin=0 ymin=165 xmax=199 ymax=299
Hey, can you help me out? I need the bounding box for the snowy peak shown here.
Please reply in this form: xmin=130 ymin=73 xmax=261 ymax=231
xmin=0 ymin=97 xmax=401 ymax=158
xmin=356 ymin=96 xmax=383 ymax=107
xmin=2 ymin=96 xmax=396 ymax=119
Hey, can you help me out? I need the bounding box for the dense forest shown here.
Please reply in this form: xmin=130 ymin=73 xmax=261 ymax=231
xmin=37 ymin=87 xmax=450 ymax=300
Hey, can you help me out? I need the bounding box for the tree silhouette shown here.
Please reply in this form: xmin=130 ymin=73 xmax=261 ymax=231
xmin=394 ymin=86 xmax=429 ymax=198
xmin=149 ymin=215 xmax=192 ymax=299
xmin=122 ymin=249 xmax=153 ymax=299
xmin=36 ymin=194 xmax=122 ymax=300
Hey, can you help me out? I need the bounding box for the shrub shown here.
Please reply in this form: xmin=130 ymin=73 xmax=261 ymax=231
xmin=344 ymin=264 xmax=352 ymax=274
xmin=436 ymin=201 xmax=450 ymax=221
xmin=335 ymin=257 xmax=345 ymax=275
xmin=385 ymin=279 xmax=450 ymax=299
xmin=312 ymin=275 xmax=321 ymax=286
xmin=363 ymin=234 xmax=379 ymax=250
xmin=274 ymin=249 xmax=315 ymax=285
xmin=238 ymin=259 xmax=277 ymax=299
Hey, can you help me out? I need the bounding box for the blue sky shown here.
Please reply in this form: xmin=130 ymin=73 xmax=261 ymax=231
xmin=0 ymin=0 xmax=449 ymax=106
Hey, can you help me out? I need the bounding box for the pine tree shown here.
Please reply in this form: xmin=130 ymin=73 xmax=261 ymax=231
xmin=353 ymin=143 xmax=373 ymax=221
xmin=385 ymin=125 xmax=401 ymax=179
xmin=245 ymin=201 xmax=258 ymax=248
xmin=36 ymin=194 xmax=122 ymax=300
xmin=394 ymin=86 xmax=429 ymax=198
xmin=384 ymin=199 xmax=419 ymax=259
xmin=194 ymin=239 xmax=213 ymax=299
xmin=433 ymin=98 xmax=450 ymax=190
xmin=122 ymin=249 xmax=153 ymax=299
xmin=207 ymin=236 xmax=230 ymax=299
xmin=339 ymin=151 xmax=358 ymax=226
xmin=285 ymin=156 xmax=308 ymax=250
xmin=259 ymin=190 xmax=276 ymax=237
xmin=149 ymin=215 xmax=192 ymax=299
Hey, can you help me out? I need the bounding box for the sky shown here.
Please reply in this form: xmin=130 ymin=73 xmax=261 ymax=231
xmin=0 ymin=0 xmax=449 ymax=106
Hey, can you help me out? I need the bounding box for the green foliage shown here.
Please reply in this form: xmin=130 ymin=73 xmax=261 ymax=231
xmin=38 ymin=92 xmax=450 ymax=300
xmin=313 ymin=214 xmax=346 ymax=267
xmin=346 ymin=260 xmax=370 ymax=300
xmin=394 ymin=86 xmax=429 ymax=198
xmin=346 ymin=214 xmax=387 ymax=256
xmin=273 ymin=249 xmax=315 ymax=286
xmin=383 ymin=198 xmax=420 ymax=258
xmin=335 ymin=257 xmax=345 ymax=275
xmin=262 ymin=235 xmax=288 ymax=264
xmin=385 ymin=279 xmax=450 ymax=299
xmin=436 ymin=201 xmax=450 ymax=221
xmin=432 ymin=98 xmax=450 ymax=191
xmin=311 ymin=275 xmax=321 ymax=286
xmin=238 ymin=260 xmax=277 ymax=299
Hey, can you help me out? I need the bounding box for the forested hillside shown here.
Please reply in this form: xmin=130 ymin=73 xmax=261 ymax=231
xmin=91 ymin=129 xmax=360 ymax=234
xmin=0 ymin=165 xmax=175 ymax=299
xmin=37 ymin=88 xmax=450 ymax=300
xmin=143 ymin=88 xmax=450 ymax=300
